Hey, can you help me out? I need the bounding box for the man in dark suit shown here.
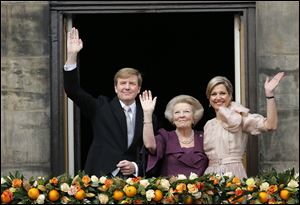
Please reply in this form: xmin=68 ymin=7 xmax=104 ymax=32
xmin=63 ymin=27 xmax=157 ymax=177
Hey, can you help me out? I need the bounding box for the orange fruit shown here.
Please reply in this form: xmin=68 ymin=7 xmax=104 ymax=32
xmin=48 ymin=189 xmax=60 ymax=202
xmin=153 ymin=189 xmax=163 ymax=202
xmin=28 ymin=187 xmax=40 ymax=200
xmin=113 ymin=189 xmax=124 ymax=201
xmin=258 ymin=191 xmax=268 ymax=203
xmin=184 ymin=195 xmax=193 ymax=204
xmin=1 ymin=189 xmax=13 ymax=204
xmin=124 ymin=185 xmax=137 ymax=198
xmin=279 ymin=189 xmax=290 ymax=200
xmin=74 ymin=189 xmax=85 ymax=200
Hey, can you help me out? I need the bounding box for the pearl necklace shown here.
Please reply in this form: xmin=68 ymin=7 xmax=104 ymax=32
xmin=177 ymin=130 xmax=194 ymax=144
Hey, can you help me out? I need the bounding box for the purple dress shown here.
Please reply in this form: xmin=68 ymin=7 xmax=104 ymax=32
xmin=146 ymin=128 xmax=208 ymax=177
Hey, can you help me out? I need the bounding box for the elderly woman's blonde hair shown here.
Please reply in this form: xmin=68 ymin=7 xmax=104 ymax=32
xmin=206 ymin=76 xmax=233 ymax=100
xmin=164 ymin=95 xmax=204 ymax=125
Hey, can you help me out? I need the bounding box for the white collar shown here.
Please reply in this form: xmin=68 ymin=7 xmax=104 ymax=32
xmin=120 ymin=101 xmax=136 ymax=114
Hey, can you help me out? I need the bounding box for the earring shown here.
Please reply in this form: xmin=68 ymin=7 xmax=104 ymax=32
xmin=209 ymin=104 xmax=211 ymax=107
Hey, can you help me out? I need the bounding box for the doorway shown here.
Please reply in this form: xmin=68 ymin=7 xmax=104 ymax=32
xmin=72 ymin=12 xmax=235 ymax=170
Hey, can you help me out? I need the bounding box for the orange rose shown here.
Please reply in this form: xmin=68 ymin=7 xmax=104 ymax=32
xmin=49 ymin=177 xmax=59 ymax=186
xmin=175 ymin=183 xmax=186 ymax=193
xmin=12 ymin=178 xmax=22 ymax=188
xmin=104 ymin=179 xmax=113 ymax=188
xmin=267 ymin=185 xmax=278 ymax=194
xmin=132 ymin=176 xmax=141 ymax=183
xmin=1 ymin=189 xmax=13 ymax=204
xmin=82 ymin=175 xmax=91 ymax=187
xmin=232 ymin=177 xmax=241 ymax=186
xmin=247 ymin=184 xmax=256 ymax=192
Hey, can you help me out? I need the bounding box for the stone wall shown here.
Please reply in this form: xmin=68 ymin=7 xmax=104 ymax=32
xmin=256 ymin=1 xmax=299 ymax=173
xmin=1 ymin=1 xmax=51 ymax=177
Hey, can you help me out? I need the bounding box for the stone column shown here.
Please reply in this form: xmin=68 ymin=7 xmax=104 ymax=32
xmin=1 ymin=1 xmax=51 ymax=177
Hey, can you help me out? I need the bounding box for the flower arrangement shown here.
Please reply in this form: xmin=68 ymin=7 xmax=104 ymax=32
xmin=1 ymin=168 xmax=298 ymax=204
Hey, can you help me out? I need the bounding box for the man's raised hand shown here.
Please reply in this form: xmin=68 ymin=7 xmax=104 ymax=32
xmin=67 ymin=27 xmax=83 ymax=54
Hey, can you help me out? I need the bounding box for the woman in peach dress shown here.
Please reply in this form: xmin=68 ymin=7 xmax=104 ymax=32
xmin=203 ymin=72 xmax=284 ymax=178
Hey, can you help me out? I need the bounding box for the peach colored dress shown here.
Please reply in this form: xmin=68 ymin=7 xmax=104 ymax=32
xmin=204 ymin=101 xmax=269 ymax=178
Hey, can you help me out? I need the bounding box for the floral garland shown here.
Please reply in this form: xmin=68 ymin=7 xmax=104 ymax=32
xmin=1 ymin=168 xmax=299 ymax=204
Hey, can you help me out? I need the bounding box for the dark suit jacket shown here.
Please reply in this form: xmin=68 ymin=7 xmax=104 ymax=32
xmin=63 ymin=68 xmax=157 ymax=177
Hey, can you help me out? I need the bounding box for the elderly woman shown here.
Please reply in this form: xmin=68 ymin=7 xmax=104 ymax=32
xmin=204 ymin=72 xmax=284 ymax=178
xmin=139 ymin=91 xmax=208 ymax=177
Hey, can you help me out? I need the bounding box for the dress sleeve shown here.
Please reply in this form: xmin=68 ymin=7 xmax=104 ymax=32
xmin=231 ymin=102 xmax=268 ymax=134
xmin=218 ymin=104 xmax=243 ymax=132
xmin=146 ymin=129 xmax=167 ymax=172
xmin=219 ymin=101 xmax=268 ymax=135
xmin=242 ymin=113 xmax=268 ymax=135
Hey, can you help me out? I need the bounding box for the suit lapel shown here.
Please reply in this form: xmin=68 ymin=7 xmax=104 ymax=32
xmin=131 ymin=103 xmax=143 ymax=146
xmin=111 ymin=97 xmax=128 ymax=146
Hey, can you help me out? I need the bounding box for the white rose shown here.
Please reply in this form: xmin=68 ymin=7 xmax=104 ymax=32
xmin=160 ymin=179 xmax=171 ymax=191
xmin=189 ymin=172 xmax=198 ymax=180
xmin=187 ymin=183 xmax=198 ymax=194
xmin=192 ymin=191 xmax=202 ymax=199
xmin=1 ymin=177 xmax=7 ymax=184
xmin=126 ymin=177 xmax=134 ymax=185
xmin=99 ymin=176 xmax=107 ymax=184
xmin=139 ymin=179 xmax=150 ymax=188
xmin=146 ymin=189 xmax=155 ymax=201
xmin=287 ymin=179 xmax=299 ymax=188
xmin=33 ymin=180 xmax=38 ymax=187
xmin=60 ymin=183 xmax=70 ymax=193
xmin=259 ymin=182 xmax=270 ymax=191
xmin=98 ymin=193 xmax=109 ymax=204
xmin=36 ymin=194 xmax=45 ymax=204
xmin=68 ymin=185 xmax=78 ymax=195
xmin=246 ymin=178 xmax=255 ymax=186
xmin=90 ymin=175 xmax=99 ymax=187
xmin=91 ymin=175 xmax=99 ymax=183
